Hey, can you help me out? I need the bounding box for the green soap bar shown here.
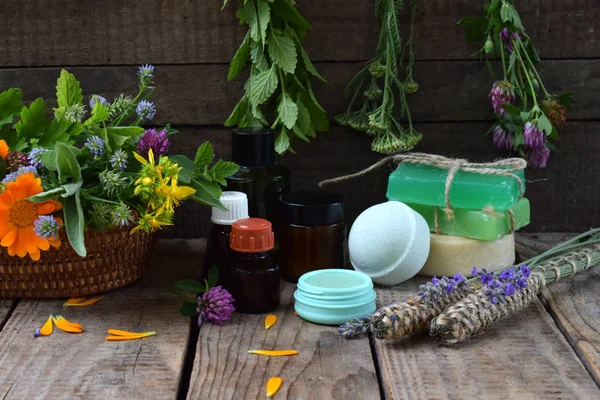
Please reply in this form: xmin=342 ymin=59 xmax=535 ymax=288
xmin=387 ymin=163 xmax=526 ymax=211
xmin=406 ymin=198 xmax=530 ymax=241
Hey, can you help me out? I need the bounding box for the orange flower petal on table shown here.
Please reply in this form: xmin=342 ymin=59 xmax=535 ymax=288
xmin=34 ymin=315 xmax=54 ymax=337
xmin=52 ymin=315 xmax=83 ymax=333
xmin=63 ymin=297 xmax=86 ymax=307
xmin=265 ymin=314 xmax=278 ymax=330
xmin=266 ymin=377 xmax=283 ymax=398
xmin=54 ymin=315 xmax=83 ymax=330
xmin=247 ymin=350 xmax=298 ymax=356
xmin=105 ymin=331 xmax=156 ymax=341
xmin=62 ymin=296 xmax=103 ymax=307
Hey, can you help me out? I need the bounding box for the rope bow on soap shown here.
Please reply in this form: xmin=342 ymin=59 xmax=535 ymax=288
xmin=319 ymin=153 xmax=527 ymax=224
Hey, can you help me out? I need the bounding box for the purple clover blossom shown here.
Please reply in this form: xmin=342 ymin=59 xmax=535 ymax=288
xmin=492 ymin=125 xmax=513 ymax=151
xmin=85 ymin=136 xmax=105 ymax=158
xmin=89 ymin=94 xmax=109 ymax=109
xmin=137 ymin=128 xmax=170 ymax=156
xmin=138 ymin=64 xmax=154 ymax=85
xmin=526 ymin=146 xmax=550 ymax=169
xmin=196 ymin=286 xmax=235 ymax=326
xmin=2 ymin=166 xmax=38 ymax=184
xmin=499 ymin=28 xmax=520 ymax=53
xmin=34 ymin=215 xmax=61 ymax=240
xmin=28 ymin=148 xmax=48 ymax=169
xmin=524 ymin=121 xmax=545 ymax=149
xmin=110 ymin=149 xmax=129 ymax=171
xmin=417 ymin=275 xmax=468 ymax=303
xmin=488 ymin=81 xmax=515 ymax=116
xmin=136 ymin=100 xmax=156 ymax=121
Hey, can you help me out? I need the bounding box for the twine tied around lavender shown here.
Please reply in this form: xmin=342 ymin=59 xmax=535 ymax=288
xmin=319 ymin=153 xmax=526 ymax=227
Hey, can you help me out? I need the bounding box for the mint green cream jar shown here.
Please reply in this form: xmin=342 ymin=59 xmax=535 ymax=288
xmin=294 ymin=269 xmax=376 ymax=325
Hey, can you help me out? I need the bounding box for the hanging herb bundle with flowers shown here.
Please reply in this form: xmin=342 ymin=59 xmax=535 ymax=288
xmin=0 ymin=65 xmax=238 ymax=260
xmin=223 ymin=0 xmax=329 ymax=154
xmin=459 ymin=0 xmax=573 ymax=168
xmin=337 ymin=0 xmax=421 ymax=154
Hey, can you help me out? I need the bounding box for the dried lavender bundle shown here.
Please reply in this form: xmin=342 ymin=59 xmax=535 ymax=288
xmin=371 ymin=276 xmax=475 ymax=340
xmin=431 ymin=242 xmax=600 ymax=345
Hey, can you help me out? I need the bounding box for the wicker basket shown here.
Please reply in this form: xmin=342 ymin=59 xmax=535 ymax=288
xmin=0 ymin=226 xmax=155 ymax=298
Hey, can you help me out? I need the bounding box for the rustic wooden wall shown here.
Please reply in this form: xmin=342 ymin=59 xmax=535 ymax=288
xmin=0 ymin=0 xmax=598 ymax=237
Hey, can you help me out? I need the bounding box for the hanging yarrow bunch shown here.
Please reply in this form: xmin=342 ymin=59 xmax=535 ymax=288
xmin=337 ymin=0 xmax=421 ymax=154
xmin=459 ymin=0 xmax=573 ymax=168
xmin=223 ymin=0 xmax=329 ymax=154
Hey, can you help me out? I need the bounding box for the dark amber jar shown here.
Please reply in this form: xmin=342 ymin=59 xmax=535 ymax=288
xmin=278 ymin=191 xmax=345 ymax=283
xmin=224 ymin=218 xmax=281 ymax=314
xmin=226 ymin=128 xmax=290 ymax=225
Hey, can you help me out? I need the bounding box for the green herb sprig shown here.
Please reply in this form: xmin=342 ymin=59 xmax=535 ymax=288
xmin=223 ymin=0 xmax=329 ymax=154
xmin=337 ymin=0 xmax=421 ymax=154
xmin=459 ymin=0 xmax=573 ymax=168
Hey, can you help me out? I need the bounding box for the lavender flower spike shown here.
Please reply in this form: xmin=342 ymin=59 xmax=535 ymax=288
xmin=137 ymin=128 xmax=170 ymax=156
xmin=196 ymin=286 xmax=235 ymax=326
xmin=136 ymin=100 xmax=156 ymax=121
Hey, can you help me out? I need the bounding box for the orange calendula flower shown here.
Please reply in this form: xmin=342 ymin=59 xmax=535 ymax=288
xmin=0 ymin=172 xmax=62 ymax=260
xmin=0 ymin=140 xmax=8 ymax=159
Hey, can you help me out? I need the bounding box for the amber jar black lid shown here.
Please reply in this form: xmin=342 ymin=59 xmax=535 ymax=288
xmin=279 ymin=191 xmax=344 ymax=226
xmin=232 ymin=128 xmax=275 ymax=167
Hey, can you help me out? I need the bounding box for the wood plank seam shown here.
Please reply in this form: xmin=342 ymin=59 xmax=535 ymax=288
xmin=537 ymin=293 xmax=600 ymax=389
xmin=368 ymin=331 xmax=388 ymax=400
xmin=0 ymin=300 xmax=19 ymax=334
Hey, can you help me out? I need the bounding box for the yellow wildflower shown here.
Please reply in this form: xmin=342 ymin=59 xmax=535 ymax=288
xmin=159 ymin=177 xmax=196 ymax=213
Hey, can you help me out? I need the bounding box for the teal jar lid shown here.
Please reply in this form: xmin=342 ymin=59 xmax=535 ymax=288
xmin=294 ymin=269 xmax=376 ymax=325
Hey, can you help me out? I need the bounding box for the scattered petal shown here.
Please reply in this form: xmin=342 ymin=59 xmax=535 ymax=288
xmin=247 ymin=350 xmax=298 ymax=356
xmin=52 ymin=315 xmax=82 ymax=333
xmin=107 ymin=329 xmax=155 ymax=337
xmin=63 ymin=296 xmax=103 ymax=307
xmin=63 ymin=297 xmax=86 ymax=307
xmin=105 ymin=332 xmax=156 ymax=341
xmin=265 ymin=314 xmax=277 ymax=330
xmin=266 ymin=377 xmax=282 ymax=398
xmin=55 ymin=315 xmax=83 ymax=330
xmin=34 ymin=315 xmax=54 ymax=337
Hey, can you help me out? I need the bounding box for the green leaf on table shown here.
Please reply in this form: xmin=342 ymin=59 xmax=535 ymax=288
xmin=188 ymin=177 xmax=226 ymax=210
xmin=176 ymin=279 xmax=206 ymax=294
xmin=0 ymin=88 xmax=23 ymax=127
xmin=63 ymin=191 xmax=86 ymax=257
xmin=194 ymin=142 xmax=215 ymax=169
xmin=179 ymin=301 xmax=199 ymax=317
xmin=84 ymin=102 xmax=110 ymax=126
xmin=56 ymin=69 xmax=83 ymax=109
xmin=275 ymin=128 xmax=291 ymax=154
xmin=55 ymin=142 xmax=82 ymax=182
xmin=13 ymin=98 xmax=48 ymax=138
xmin=206 ymin=266 xmax=219 ymax=289
xmin=248 ymin=65 xmax=278 ymax=106
xmin=229 ymin=33 xmax=251 ymax=81
xmin=267 ymin=30 xmax=297 ymax=74
xmin=276 ymin=94 xmax=298 ymax=130
xmin=210 ymin=160 xmax=239 ymax=186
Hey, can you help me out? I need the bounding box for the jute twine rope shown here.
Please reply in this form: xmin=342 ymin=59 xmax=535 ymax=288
xmin=319 ymin=153 xmax=526 ymax=228
xmin=430 ymin=272 xmax=545 ymax=345
xmin=370 ymin=286 xmax=476 ymax=340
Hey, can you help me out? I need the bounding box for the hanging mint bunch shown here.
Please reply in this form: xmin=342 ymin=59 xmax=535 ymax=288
xmin=337 ymin=0 xmax=421 ymax=154
xmin=459 ymin=0 xmax=574 ymax=168
xmin=223 ymin=0 xmax=329 ymax=154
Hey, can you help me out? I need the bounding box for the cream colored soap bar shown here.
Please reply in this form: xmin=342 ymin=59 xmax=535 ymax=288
xmin=419 ymin=233 xmax=515 ymax=277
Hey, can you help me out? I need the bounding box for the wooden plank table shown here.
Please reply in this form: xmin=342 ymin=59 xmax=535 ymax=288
xmin=0 ymin=234 xmax=598 ymax=399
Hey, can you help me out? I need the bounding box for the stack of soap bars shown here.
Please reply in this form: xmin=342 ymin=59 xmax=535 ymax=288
xmin=386 ymin=162 xmax=530 ymax=276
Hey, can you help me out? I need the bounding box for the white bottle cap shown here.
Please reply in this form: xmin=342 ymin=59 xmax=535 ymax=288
xmin=211 ymin=191 xmax=249 ymax=225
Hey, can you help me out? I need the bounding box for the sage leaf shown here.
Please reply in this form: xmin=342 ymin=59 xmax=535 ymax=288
xmin=64 ymin=191 xmax=86 ymax=257
xmin=55 ymin=69 xmax=83 ymax=109
xmin=248 ymin=65 xmax=278 ymax=106
xmin=267 ymin=31 xmax=297 ymax=74
xmin=277 ymin=94 xmax=298 ymax=130
xmin=55 ymin=142 xmax=82 ymax=183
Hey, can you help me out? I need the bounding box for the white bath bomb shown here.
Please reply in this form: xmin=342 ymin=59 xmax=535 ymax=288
xmin=349 ymin=201 xmax=430 ymax=286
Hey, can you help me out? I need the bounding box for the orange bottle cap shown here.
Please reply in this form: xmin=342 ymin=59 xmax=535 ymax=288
xmin=230 ymin=218 xmax=275 ymax=253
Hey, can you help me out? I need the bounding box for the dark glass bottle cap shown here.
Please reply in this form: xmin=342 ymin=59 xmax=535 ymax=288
xmin=232 ymin=128 xmax=275 ymax=167
xmin=279 ymin=191 xmax=344 ymax=226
